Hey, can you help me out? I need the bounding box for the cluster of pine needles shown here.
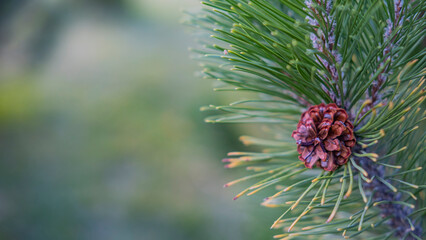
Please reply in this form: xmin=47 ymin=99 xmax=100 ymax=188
xmin=187 ymin=0 xmax=425 ymax=239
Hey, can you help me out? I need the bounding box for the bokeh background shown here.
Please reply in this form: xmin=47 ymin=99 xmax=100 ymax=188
xmin=0 ymin=1 xmax=277 ymax=239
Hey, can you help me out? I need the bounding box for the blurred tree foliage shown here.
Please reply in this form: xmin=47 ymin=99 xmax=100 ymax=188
xmin=0 ymin=1 xmax=279 ymax=239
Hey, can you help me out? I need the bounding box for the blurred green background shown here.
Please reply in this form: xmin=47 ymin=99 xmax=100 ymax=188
xmin=0 ymin=0 xmax=277 ymax=239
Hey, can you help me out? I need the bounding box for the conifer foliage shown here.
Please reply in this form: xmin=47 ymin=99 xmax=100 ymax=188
xmin=189 ymin=0 xmax=425 ymax=239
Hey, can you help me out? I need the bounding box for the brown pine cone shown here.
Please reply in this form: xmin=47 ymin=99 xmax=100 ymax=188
xmin=292 ymin=103 xmax=356 ymax=171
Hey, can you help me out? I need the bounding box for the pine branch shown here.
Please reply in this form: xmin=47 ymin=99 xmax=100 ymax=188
xmin=188 ymin=0 xmax=426 ymax=239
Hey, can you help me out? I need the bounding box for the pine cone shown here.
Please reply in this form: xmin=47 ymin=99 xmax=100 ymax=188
xmin=292 ymin=103 xmax=355 ymax=171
